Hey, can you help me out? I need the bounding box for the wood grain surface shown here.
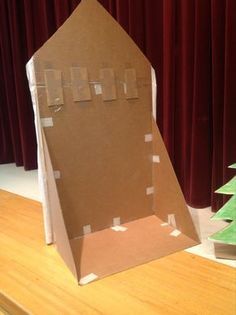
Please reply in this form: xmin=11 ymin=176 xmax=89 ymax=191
xmin=0 ymin=189 xmax=235 ymax=315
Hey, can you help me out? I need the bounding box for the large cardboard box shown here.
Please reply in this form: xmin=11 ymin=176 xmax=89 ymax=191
xmin=26 ymin=0 xmax=199 ymax=285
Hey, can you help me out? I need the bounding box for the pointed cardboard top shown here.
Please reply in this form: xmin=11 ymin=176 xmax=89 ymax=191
xmin=34 ymin=0 xmax=150 ymax=72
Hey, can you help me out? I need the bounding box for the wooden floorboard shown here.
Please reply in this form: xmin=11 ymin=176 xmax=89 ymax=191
xmin=0 ymin=189 xmax=235 ymax=315
xmin=0 ymin=292 xmax=29 ymax=315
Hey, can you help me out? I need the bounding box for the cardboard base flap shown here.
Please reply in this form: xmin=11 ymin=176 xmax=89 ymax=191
xmin=70 ymin=215 xmax=198 ymax=283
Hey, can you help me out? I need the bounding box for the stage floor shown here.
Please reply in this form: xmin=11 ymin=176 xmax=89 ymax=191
xmin=0 ymin=189 xmax=235 ymax=315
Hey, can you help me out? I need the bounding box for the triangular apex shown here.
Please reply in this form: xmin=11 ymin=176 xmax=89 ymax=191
xmin=27 ymin=0 xmax=199 ymax=284
xmin=33 ymin=0 xmax=151 ymax=72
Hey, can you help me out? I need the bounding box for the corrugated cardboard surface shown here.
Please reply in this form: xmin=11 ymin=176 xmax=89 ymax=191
xmin=28 ymin=0 xmax=199 ymax=283
xmin=70 ymin=215 xmax=198 ymax=279
xmin=33 ymin=0 xmax=153 ymax=239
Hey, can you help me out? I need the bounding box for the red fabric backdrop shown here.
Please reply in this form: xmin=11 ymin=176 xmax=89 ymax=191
xmin=0 ymin=0 xmax=235 ymax=211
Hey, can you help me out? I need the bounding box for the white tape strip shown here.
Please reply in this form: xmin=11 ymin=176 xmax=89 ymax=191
xmin=111 ymin=226 xmax=128 ymax=232
xmin=170 ymin=229 xmax=181 ymax=237
xmin=146 ymin=187 xmax=154 ymax=195
xmin=41 ymin=117 xmax=53 ymax=128
xmin=151 ymin=67 xmax=157 ymax=121
xmin=113 ymin=217 xmax=121 ymax=226
xmin=26 ymin=59 xmax=36 ymax=87
xmin=79 ymin=273 xmax=98 ymax=285
xmin=145 ymin=134 xmax=153 ymax=142
xmin=168 ymin=214 xmax=177 ymax=228
xmin=161 ymin=222 xmax=169 ymax=227
xmin=153 ymin=155 xmax=160 ymax=163
xmin=83 ymin=225 xmax=91 ymax=235
xmin=53 ymin=170 xmax=61 ymax=179
xmin=94 ymin=84 xmax=102 ymax=95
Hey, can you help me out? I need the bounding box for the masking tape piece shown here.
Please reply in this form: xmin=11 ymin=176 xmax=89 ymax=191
xmin=70 ymin=67 xmax=91 ymax=101
xmin=153 ymin=155 xmax=160 ymax=163
xmin=168 ymin=214 xmax=177 ymax=228
xmin=83 ymin=225 xmax=91 ymax=235
xmin=79 ymin=273 xmax=98 ymax=285
xmin=151 ymin=67 xmax=157 ymax=121
xmin=113 ymin=217 xmax=121 ymax=226
xmin=146 ymin=187 xmax=154 ymax=195
xmin=94 ymin=84 xmax=102 ymax=95
xmin=44 ymin=69 xmax=64 ymax=106
xmin=111 ymin=226 xmax=128 ymax=232
xmin=170 ymin=229 xmax=182 ymax=237
xmin=145 ymin=134 xmax=153 ymax=142
xmin=100 ymin=68 xmax=117 ymax=101
xmin=53 ymin=170 xmax=61 ymax=179
xmin=124 ymin=68 xmax=138 ymax=99
xmin=161 ymin=222 xmax=169 ymax=227
xmin=41 ymin=117 xmax=53 ymax=128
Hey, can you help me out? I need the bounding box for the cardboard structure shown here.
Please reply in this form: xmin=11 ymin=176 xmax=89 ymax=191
xmin=26 ymin=0 xmax=199 ymax=284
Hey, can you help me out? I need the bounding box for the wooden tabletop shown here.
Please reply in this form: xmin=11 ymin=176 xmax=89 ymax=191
xmin=0 ymin=189 xmax=235 ymax=315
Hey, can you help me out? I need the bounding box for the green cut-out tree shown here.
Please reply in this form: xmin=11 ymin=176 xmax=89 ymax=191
xmin=209 ymin=163 xmax=236 ymax=245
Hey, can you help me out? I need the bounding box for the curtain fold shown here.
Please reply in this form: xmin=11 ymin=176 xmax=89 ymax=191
xmin=189 ymin=0 xmax=213 ymax=207
xmin=222 ymin=0 xmax=236 ymax=205
xmin=0 ymin=0 xmax=235 ymax=210
xmin=211 ymin=0 xmax=226 ymax=210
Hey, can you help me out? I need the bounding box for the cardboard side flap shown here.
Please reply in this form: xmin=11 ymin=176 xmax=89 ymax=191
xmin=152 ymin=118 xmax=199 ymax=242
xmin=42 ymin=131 xmax=79 ymax=280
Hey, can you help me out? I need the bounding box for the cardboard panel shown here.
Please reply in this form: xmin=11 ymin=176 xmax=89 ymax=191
xmin=42 ymin=131 xmax=79 ymax=280
xmin=152 ymin=118 xmax=199 ymax=242
xmin=31 ymin=0 xmax=153 ymax=239
xmin=70 ymin=215 xmax=198 ymax=281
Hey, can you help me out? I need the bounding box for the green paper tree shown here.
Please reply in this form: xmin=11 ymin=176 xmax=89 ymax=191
xmin=209 ymin=163 xmax=236 ymax=245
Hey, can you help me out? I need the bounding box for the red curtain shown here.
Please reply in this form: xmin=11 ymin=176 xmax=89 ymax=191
xmin=0 ymin=0 xmax=235 ymax=211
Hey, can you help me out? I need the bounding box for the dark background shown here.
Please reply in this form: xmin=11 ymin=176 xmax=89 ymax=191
xmin=0 ymin=0 xmax=235 ymax=211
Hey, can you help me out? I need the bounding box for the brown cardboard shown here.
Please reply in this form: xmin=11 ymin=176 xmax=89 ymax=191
xmin=27 ymin=0 xmax=199 ymax=284
xmin=100 ymin=68 xmax=117 ymax=101
xmin=42 ymin=131 xmax=80 ymax=279
xmin=44 ymin=69 xmax=64 ymax=106
xmin=124 ymin=68 xmax=139 ymax=99
xmin=70 ymin=67 xmax=92 ymax=102
xmin=152 ymin=118 xmax=199 ymax=241
xmin=70 ymin=215 xmax=198 ymax=280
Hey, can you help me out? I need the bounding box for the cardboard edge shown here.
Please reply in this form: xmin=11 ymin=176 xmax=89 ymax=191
xmin=26 ymin=57 xmax=53 ymax=245
xmin=151 ymin=118 xmax=200 ymax=243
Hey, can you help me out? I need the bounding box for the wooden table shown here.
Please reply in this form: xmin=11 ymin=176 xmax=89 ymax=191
xmin=0 ymin=190 xmax=235 ymax=315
